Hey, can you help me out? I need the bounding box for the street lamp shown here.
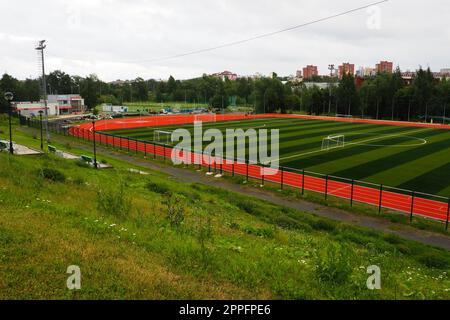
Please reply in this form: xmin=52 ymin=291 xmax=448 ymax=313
xmin=4 ymin=92 xmax=14 ymax=154
xmin=92 ymin=121 xmax=98 ymax=169
xmin=38 ymin=110 xmax=44 ymax=150
xmin=328 ymin=64 xmax=335 ymax=114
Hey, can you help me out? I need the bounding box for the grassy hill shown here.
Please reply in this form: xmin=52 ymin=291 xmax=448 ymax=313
xmin=0 ymin=137 xmax=449 ymax=299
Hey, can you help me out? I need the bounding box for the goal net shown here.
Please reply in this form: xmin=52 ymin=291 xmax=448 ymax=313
xmin=153 ymin=130 xmax=172 ymax=145
xmin=321 ymin=135 xmax=345 ymax=151
xmin=194 ymin=113 xmax=217 ymax=123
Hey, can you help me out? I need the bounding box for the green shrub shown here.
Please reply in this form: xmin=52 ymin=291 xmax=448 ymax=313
xmin=97 ymin=183 xmax=132 ymax=217
xmin=314 ymin=244 xmax=353 ymax=285
xmin=164 ymin=194 xmax=185 ymax=228
xmin=273 ymin=215 xmax=313 ymax=232
xmin=39 ymin=168 xmax=66 ymax=183
xmin=311 ymin=219 xmax=336 ymax=232
xmin=196 ymin=217 xmax=214 ymax=267
xmin=235 ymin=199 xmax=260 ymax=215
xmin=146 ymin=181 xmax=171 ymax=195
xmin=417 ymin=252 xmax=450 ymax=269
xmin=243 ymin=225 xmax=276 ymax=238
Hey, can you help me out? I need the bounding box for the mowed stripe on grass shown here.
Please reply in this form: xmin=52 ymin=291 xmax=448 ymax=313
xmin=104 ymin=118 xmax=450 ymax=196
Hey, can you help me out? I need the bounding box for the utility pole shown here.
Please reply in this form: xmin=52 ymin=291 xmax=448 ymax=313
xmin=35 ymin=40 xmax=50 ymax=142
xmin=328 ymin=64 xmax=335 ymax=114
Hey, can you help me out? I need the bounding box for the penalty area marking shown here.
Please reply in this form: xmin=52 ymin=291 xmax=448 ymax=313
xmin=276 ymin=128 xmax=430 ymax=162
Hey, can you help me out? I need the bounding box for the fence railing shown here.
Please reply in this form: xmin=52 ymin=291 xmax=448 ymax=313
xmin=22 ymin=116 xmax=450 ymax=230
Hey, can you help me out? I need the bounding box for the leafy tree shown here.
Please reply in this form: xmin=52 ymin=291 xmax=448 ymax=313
xmin=337 ymin=74 xmax=359 ymax=116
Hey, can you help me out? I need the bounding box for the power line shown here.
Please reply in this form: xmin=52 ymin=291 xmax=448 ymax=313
xmin=124 ymin=0 xmax=389 ymax=64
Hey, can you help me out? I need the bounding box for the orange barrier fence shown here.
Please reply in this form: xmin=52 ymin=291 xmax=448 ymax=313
xmin=22 ymin=114 xmax=450 ymax=229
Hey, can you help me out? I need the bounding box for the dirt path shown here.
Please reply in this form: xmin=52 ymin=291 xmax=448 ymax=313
xmin=42 ymin=130 xmax=450 ymax=251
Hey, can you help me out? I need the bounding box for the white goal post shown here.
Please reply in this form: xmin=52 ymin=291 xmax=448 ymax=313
xmin=321 ymin=135 xmax=345 ymax=151
xmin=153 ymin=130 xmax=172 ymax=144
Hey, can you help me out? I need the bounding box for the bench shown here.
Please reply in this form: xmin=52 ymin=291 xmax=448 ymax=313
xmin=80 ymin=155 xmax=93 ymax=163
xmin=48 ymin=145 xmax=57 ymax=153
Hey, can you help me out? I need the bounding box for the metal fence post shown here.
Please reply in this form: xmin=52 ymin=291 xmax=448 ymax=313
xmin=446 ymin=197 xmax=450 ymax=231
xmin=280 ymin=167 xmax=284 ymax=190
xmin=301 ymin=169 xmax=305 ymax=195
xmin=325 ymin=175 xmax=329 ymax=200
xmin=144 ymin=142 xmax=147 ymax=157
xmin=378 ymin=184 xmax=383 ymax=214
xmin=127 ymin=137 xmax=130 ymax=152
xmin=135 ymin=139 xmax=138 ymax=154
xmin=261 ymin=164 xmax=265 ymax=186
xmin=232 ymin=161 xmax=234 ymax=177
xmin=153 ymin=142 xmax=156 ymax=160
xmin=350 ymin=179 xmax=355 ymax=207
xmin=410 ymin=191 xmax=415 ymax=223
xmin=246 ymin=161 xmax=249 ymax=182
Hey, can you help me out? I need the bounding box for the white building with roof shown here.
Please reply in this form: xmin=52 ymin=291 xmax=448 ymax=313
xmin=13 ymin=94 xmax=85 ymax=117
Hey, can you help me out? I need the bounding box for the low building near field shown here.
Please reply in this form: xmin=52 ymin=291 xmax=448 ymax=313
xmin=101 ymin=104 xmax=129 ymax=113
xmin=13 ymin=94 xmax=85 ymax=117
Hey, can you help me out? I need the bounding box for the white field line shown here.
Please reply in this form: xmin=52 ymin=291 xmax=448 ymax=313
xmin=276 ymin=128 xmax=430 ymax=162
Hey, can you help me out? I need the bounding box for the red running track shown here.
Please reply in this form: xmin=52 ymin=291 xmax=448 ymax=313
xmin=71 ymin=113 xmax=450 ymax=224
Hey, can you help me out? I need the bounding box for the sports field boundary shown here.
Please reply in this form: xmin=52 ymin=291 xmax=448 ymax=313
xmin=22 ymin=114 xmax=450 ymax=230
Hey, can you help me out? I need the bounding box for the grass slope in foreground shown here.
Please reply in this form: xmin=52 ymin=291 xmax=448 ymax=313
xmin=107 ymin=117 xmax=450 ymax=196
xmin=0 ymin=150 xmax=449 ymax=299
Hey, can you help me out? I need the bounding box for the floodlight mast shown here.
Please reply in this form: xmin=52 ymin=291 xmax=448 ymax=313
xmin=35 ymin=40 xmax=49 ymax=142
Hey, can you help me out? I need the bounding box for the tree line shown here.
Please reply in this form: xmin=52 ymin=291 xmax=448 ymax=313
xmin=1 ymin=67 xmax=449 ymax=121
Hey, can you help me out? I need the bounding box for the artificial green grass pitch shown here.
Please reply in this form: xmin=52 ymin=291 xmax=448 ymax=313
xmin=105 ymin=118 xmax=450 ymax=196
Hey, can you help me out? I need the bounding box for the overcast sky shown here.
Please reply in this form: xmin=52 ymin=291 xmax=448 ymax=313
xmin=0 ymin=0 xmax=449 ymax=81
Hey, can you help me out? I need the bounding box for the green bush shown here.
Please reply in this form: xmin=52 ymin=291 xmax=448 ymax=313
xmin=273 ymin=215 xmax=313 ymax=232
xmin=39 ymin=168 xmax=66 ymax=183
xmin=417 ymin=252 xmax=450 ymax=269
xmin=97 ymin=183 xmax=132 ymax=217
xmin=314 ymin=244 xmax=353 ymax=285
xmin=243 ymin=225 xmax=276 ymax=238
xmin=146 ymin=181 xmax=171 ymax=195
xmin=235 ymin=199 xmax=260 ymax=215
xmin=311 ymin=219 xmax=336 ymax=232
xmin=164 ymin=194 xmax=185 ymax=228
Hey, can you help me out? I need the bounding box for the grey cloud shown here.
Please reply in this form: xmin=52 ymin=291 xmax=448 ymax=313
xmin=0 ymin=0 xmax=449 ymax=81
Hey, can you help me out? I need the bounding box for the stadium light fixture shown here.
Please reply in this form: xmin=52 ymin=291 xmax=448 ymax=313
xmin=4 ymin=92 xmax=14 ymax=154
xmin=35 ymin=40 xmax=50 ymax=142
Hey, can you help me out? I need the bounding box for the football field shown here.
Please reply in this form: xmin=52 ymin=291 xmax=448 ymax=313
xmin=105 ymin=117 xmax=450 ymax=196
